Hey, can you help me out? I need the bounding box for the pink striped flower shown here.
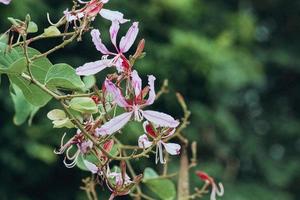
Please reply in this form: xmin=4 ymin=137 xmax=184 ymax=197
xmin=76 ymin=20 xmax=138 ymax=76
xmin=95 ymin=70 xmax=179 ymax=136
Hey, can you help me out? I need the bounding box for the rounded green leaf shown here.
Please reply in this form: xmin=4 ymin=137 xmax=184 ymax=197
xmin=143 ymin=167 xmax=159 ymax=181
xmin=69 ymin=97 xmax=98 ymax=114
xmin=144 ymin=178 xmax=176 ymax=200
xmin=143 ymin=168 xmax=176 ymax=200
xmin=47 ymin=109 xmax=66 ymax=120
xmin=27 ymin=21 xmax=38 ymax=33
xmin=8 ymin=58 xmax=52 ymax=106
xmin=45 ymin=63 xmax=85 ymax=90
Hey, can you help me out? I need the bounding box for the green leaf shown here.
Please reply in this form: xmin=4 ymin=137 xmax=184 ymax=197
xmin=143 ymin=167 xmax=159 ymax=181
xmin=83 ymin=75 xmax=96 ymax=90
xmin=47 ymin=109 xmax=66 ymax=120
xmin=43 ymin=26 xmax=61 ymax=37
xmin=47 ymin=109 xmax=74 ymax=128
xmin=0 ymin=44 xmax=54 ymax=106
xmin=8 ymin=58 xmax=52 ymax=106
xmin=27 ymin=21 xmax=38 ymax=33
xmin=143 ymin=168 xmax=176 ymax=200
xmin=144 ymin=179 xmax=176 ymax=200
xmin=45 ymin=63 xmax=85 ymax=90
xmin=0 ymin=42 xmax=20 ymax=68
xmin=69 ymin=97 xmax=98 ymax=114
xmin=0 ymin=33 xmax=8 ymax=44
xmin=10 ymin=84 xmax=40 ymax=125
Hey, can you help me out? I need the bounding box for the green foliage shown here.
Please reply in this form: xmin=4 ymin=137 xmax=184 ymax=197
xmin=10 ymin=84 xmax=39 ymax=125
xmin=45 ymin=63 xmax=85 ymax=91
xmin=69 ymin=97 xmax=98 ymax=114
xmin=143 ymin=168 xmax=176 ymax=200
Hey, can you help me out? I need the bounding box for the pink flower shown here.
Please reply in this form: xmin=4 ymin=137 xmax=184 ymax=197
xmin=0 ymin=0 xmax=11 ymax=5
xmin=76 ymin=20 xmax=138 ymax=76
xmin=196 ymin=171 xmax=224 ymax=200
xmin=64 ymin=0 xmax=108 ymax=22
xmin=55 ymin=131 xmax=93 ymax=168
xmin=138 ymin=121 xmax=181 ymax=164
xmin=95 ymin=70 xmax=179 ymax=136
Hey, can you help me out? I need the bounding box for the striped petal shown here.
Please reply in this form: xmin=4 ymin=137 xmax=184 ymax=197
xmin=99 ymin=9 xmax=130 ymax=24
xmin=76 ymin=59 xmax=113 ymax=76
xmin=142 ymin=110 xmax=179 ymax=128
xmin=91 ymin=29 xmax=111 ymax=55
xmin=95 ymin=112 xmax=132 ymax=136
xmin=119 ymin=22 xmax=139 ymax=53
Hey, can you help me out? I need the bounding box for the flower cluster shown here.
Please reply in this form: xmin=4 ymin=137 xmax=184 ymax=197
xmin=50 ymin=0 xmax=181 ymax=198
xmin=1 ymin=0 xmax=224 ymax=199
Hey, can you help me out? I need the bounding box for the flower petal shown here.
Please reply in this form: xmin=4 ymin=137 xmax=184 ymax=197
xmin=83 ymin=159 xmax=99 ymax=174
xmin=145 ymin=75 xmax=156 ymax=106
xmin=119 ymin=22 xmax=139 ymax=53
xmin=99 ymin=9 xmax=130 ymax=24
xmin=0 ymin=0 xmax=11 ymax=5
xmin=138 ymin=134 xmax=153 ymax=149
xmin=142 ymin=110 xmax=179 ymax=128
xmin=110 ymin=20 xmax=120 ymax=49
xmin=76 ymin=59 xmax=113 ymax=76
xmin=162 ymin=142 xmax=181 ymax=155
xmin=91 ymin=29 xmax=111 ymax=54
xmin=95 ymin=112 xmax=132 ymax=136
xmin=131 ymin=70 xmax=142 ymax=97
xmin=105 ymin=79 xmax=130 ymax=107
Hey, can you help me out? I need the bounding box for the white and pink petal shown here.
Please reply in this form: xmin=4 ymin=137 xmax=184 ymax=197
xmin=131 ymin=70 xmax=142 ymax=97
xmin=76 ymin=59 xmax=113 ymax=76
xmin=138 ymin=134 xmax=153 ymax=149
xmin=162 ymin=142 xmax=181 ymax=155
xmin=104 ymin=79 xmax=130 ymax=108
xmin=83 ymin=159 xmax=99 ymax=174
xmin=91 ymin=29 xmax=112 ymax=55
xmin=95 ymin=112 xmax=132 ymax=136
xmin=99 ymin=9 xmax=130 ymax=24
xmin=145 ymin=75 xmax=156 ymax=106
xmin=142 ymin=110 xmax=179 ymax=128
xmin=119 ymin=22 xmax=139 ymax=53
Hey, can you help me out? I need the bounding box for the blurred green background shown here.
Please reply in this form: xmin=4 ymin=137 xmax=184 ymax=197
xmin=0 ymin=0 xmax=300 ymax=199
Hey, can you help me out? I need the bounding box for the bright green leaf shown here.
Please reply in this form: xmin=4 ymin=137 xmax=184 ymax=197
xmin=43 ymin=26 xmax=61 ymax=37
xmin=69 ymin=97 xmax=98 ymax=114
xmin=27 ymin=21 xmax=38 ymax=33
xmin=47 ymin=109 xmax=66 ymax=120
xmin=83 ymin=75 xmax=96 ymax=90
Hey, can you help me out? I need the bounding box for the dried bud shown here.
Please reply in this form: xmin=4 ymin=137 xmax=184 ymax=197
xmin=133 ymin=39 xmax=145 ymax=59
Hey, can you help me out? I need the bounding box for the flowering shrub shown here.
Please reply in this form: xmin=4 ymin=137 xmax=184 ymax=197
xmin=0 ymin=0 xmax=223 ymax=199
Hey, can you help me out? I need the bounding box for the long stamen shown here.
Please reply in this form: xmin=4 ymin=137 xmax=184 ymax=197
xmin=54 ymin=133 xmax=72 ymax=155
xmin=63 ymin=150 xmax=80 ymax=168
xmin=66 ymin=146 xmax=78 ymax=160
